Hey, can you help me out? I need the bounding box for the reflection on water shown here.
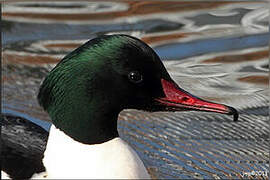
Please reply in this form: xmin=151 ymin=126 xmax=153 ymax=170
xmin=2 ymin=1 xmax=269 ymax=179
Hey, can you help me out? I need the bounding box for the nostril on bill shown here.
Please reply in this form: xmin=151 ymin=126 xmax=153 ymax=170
xmin=181 ymin=97 xmax=189 ymax=102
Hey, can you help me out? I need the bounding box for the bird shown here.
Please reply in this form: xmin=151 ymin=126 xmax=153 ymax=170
xmin=1 ymin=34 xmax=238 ymax=179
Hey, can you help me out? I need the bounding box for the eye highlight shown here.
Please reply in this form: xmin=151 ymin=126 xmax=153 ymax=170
xmin=128 ymin=71 xmax=143 ymax=84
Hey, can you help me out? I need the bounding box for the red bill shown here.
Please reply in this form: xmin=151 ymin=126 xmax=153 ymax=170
xmin=155 ymin=79 xmax=238 ymax=121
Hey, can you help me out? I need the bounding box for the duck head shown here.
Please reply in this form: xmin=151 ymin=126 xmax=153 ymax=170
xmin=38 ymin=34 xmax=238 ymax=144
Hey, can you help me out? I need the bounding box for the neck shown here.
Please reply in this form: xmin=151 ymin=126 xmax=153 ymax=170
xmin=51 ymin=105 xmax=120 ymax=144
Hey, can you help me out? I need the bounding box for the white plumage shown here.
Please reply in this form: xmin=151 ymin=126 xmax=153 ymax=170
xmin=40 ymin=125 xmax=150 ymax=179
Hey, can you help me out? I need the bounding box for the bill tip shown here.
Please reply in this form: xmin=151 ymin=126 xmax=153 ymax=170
xmin=228 ymin=106 xmax=239 ymax=121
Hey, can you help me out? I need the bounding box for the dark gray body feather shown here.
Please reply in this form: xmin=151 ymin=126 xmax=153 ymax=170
xmin=1 ymin=114 xmax=48 ymax=179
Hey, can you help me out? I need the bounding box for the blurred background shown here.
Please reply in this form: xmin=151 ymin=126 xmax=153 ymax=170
xmin=2 ymin=1 xmax=269 ymax=179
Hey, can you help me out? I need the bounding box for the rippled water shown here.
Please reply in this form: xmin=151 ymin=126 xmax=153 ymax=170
xmin=2 ymin=1 xmax=269 ymax=179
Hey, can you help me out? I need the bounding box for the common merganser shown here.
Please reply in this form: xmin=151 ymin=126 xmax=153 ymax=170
xmin=1 ymin=34 xmax=238 ymax=179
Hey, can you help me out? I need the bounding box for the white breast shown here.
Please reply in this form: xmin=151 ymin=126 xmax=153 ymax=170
xmin=41 ymin=125 xmax=150 ymax=179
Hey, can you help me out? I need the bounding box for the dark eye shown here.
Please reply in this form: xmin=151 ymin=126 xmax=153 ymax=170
xmin=128 ymin=71 xmax=143 ymax=84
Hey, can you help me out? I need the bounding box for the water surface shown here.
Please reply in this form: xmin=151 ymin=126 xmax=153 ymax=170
xmin=2 ymin=1 xmax=269 ymax=179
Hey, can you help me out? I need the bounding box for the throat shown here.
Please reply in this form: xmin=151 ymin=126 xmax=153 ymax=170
xmin=52 ymin=109 xmax=119 ymax=145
